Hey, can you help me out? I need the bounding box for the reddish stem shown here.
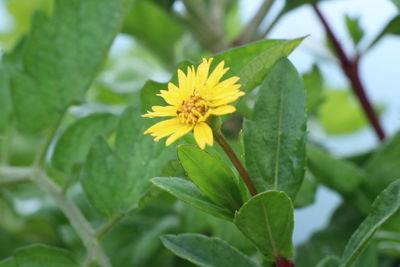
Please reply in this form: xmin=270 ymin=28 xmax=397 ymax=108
xmin=276 ymin=256 xmax=294 ymax=267
xmin=312 ymin=4 xmax=385 ymax=141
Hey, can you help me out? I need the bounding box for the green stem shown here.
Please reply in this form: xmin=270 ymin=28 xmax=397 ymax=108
xmin=214 ymin=132 xmax=258 ymax=196
xmin=262 ymin=9 xmax=285 ymax=37
xmin=0 ymin=166 xmax=32 ymax=185
xmin=95 ymin=213 xmax=125 ymax=239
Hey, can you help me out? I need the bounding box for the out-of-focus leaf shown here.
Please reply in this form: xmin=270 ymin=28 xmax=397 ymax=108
xmin=0 ymin=244 xmax=79 ymax=267
xmin=340 ymin=179 xmax=400 ymax=266
xmin=345 ymin=15 xmax=364 ymax=45
xmin=234 ymin=191 xmax=294 ymax=261
xmin=52 ymin=113 xmax=119 ymax=175
xmin=363 ymin=132 xmax=400 ymax=198
xmin=318 ymin=90 xmax=382 ymax=134
xmin=243 ymin=59 xmax=306 ymax=198
xmin=140 ymin=80 xmax=168 ymax=113
xmin=307 ymin=146 xmax=365 ymax=194
xmin=81 ymin=106 xmax=172 ymax=217
xmin=316 ymin=256 xmax=341 ymax=267
xmin=0 ymin=0 xmax=53 ymax=50
xmin=161 ymin=234 xmax=261 ymax=267
xmin=6 ymin=0 xmax=133 ymax=132
xmin=369 ymin=15 xmax=400 ymax=49
xmin=294 ymin=172 xmax=317 ymax=208
xmin=178 ymin=145 xmax=244 ymax=212
xmin=0 ymin=66 xmax=12 ymax=131
xmin=303 ymin=64 xmax=324 ymax=114
xmin=123 ymin=0 xmax=183 ymax=65
xmin=151 ymin=177 xmax=234 ymax=220
xmin=392 ymin=0 xmax=400 ymax=10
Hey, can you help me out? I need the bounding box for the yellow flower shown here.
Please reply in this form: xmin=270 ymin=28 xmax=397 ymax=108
xmin=142 ymin=58 xmax=245 ymax=149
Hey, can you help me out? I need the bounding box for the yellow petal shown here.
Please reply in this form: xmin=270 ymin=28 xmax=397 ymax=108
xmin=193 ymin=122 xmax=213 ymax=149
xmin=157 ymin=89 xmax=178 ymax=106
xmin=206 ymin=61 xmax=229 ymax=88
xmin=142 ymin=106 xmax=177 ymax=117
xmin=196 ymin=58 xmax=212 ymax=86
xmin=165 ymin=125 xmax=193 ymax=146
xmin=144 ymin=118 xmax=181 ymax=134
xmin=209 ymin=92 xmax=245 ymax=107
xmin=209 ymin=105 xmax=236 ymax=115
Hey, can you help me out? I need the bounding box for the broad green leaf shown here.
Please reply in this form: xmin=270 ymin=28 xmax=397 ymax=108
xmin=303 ymin=64 xmax=324 ymax=114
xmin=341 ymin=179 xmax=400 ymax=266
xmin=161 ymin=234 xmax=261 ymax=267
xmin=234 ymin=191 xmax=294 ymax=261
xmin=294 ymin=172 xmax=317 ymax=208
xmin=151 ymin=177 xmax=234 ymax=220
xmin=140 ymin=80 xmax=168 ymax=113
xmin=0 ymin=66 xmax=12 ymax=131
xmin=0 ymin=244 xmax=78 ymax=267
xmin=81 ymin=107 xmax=172 ymax=217
xmin=178 ymin=145 xmax=243 ymax=212
xmin=318 ymin=90 xmax=382 ymax=134
xmin=123 ymin=0 xmax=182 ymax=65
xmin=316 ymin=256 xmax=341 ymax=267
xmin=345 ymin=15 xmax=364 ymax=45
xmin=237 ymin=38 xmax=304 ymax=93
xmin=6 ymin=0 xmax=133 ymax=132
xmin=243 ymin=58 xmax=306 ymax=198
xmin=369 ymin=15 xmax=400 ymax=49
xmin=307 ymin=146 xmax=365 ymax=194
xmin=363 ymin=132 xmax=400 ymax=198
xmin=52 ymin=113 xmax=119 ymax=175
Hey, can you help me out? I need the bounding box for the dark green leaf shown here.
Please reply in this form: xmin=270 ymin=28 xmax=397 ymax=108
xmin=345 ymin=15 xmax=364 ymax=45
xmin=178 ymin=145 xmax=243 ymax=212
xmin=316 ymin=256 xmax=341 ymax=267
xmin=0 ymin=244 xmax=79 ymax=267
xmin=52 ymin=113 xmax=119 ymax=174
xmin=234 ymin=190 xmax=294 ymax=261
xmin=303 ymin=64 xmax=324 ymax=114
xmin=369 ymin=15 xmax=400 ymax=49
xmin=123 ymin=0 xmax=182 ymax=65
xmin=161 ymin=234 xmax=261 ymax=267
xmin=151 ymin=177 xmax=234 ymax=220
xmin=363 ymin=132 xmax=400 ymax=198
xmin=140 ymin=80 xmax=168 ymax=113
xmin=341 ymin=179 xmax=400 ymax=266
xmin=243 ymin=58 xmax=306 ymax=198
xmin=81 ymin=106 xmax=172 ymax=217
xmin=7 ymin=0 xmax=133 ymax=132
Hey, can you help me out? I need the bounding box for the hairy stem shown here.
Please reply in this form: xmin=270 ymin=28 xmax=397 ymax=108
xmin=215 ymin=133 xmax=258 ymax=196
xmin=312 ymin=4 xmax=385 ymax=141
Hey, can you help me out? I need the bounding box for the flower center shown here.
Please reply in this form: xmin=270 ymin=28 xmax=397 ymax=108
xmin=177 ymin=95 xmax=209 ymax=125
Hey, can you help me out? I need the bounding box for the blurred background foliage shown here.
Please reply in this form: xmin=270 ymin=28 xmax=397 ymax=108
xmin=0 ymin=0 xmax=400 ymax=266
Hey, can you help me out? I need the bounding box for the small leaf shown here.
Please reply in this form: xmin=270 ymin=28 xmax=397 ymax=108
xmin=369 ymin=15 xmax=400 ymax=49
xmin=81 ymin=106 xmax=172 ymax=217
xmin=178 ymin=145 xmax=243 ymax=212
xmin=161 ymin=234 xmax=261 ymax=267
xmin=234 ymin=191 xmax=294 ymax=261
xmin=243 ymin=58 xmax=306 ymax=198
xmin=303 ymin=64 xmax=324 ymax=114
xmin=340 ymin=179 xmax=400 ymax=266
xmin=294 ymin=172 xmax=317 ymax=208
xmin=151 ymin=177 xmax=234 ymax=220
xmin=0 ymin=244 xmax=79 ymax=267
xmin=345 ymin=15 xmax=364 ymax=45
xmin=52 ymin=113 xmax=119 ymax=175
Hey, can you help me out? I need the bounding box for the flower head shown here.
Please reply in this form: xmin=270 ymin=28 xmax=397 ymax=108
xmin=142 ymin=58 xmax=245 ymax=149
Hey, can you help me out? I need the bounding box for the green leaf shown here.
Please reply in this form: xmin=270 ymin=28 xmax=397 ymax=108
xmin=0 ymin=66 xmax=12 ymax=131
xmin=392 ymin=0 xmax=400 ymax=10
xmin=6 ymin=0 xmax=133 ymax=132
xmin=234 ymin=190 xmax=294 ymax=261
xmin=363 ymin=132 xmax=400 ymax=198
xmin=294 ymin=172 xmax=317 ymax=208
xmin=123 ymin=0 xmax=182 ymax=65
xmin=0 ymin=244 xmax=78 ymax=267
xmin=243 ymin=58 xmax=306 ymax=198
xmin=151 ymin=177 xmax=234 ymax=220
xmin=140 ymin=80 xmax=168 ymax=113
xmin=81 ymin=106 xmax=172 ymax=217
xmin=52 ymin=113 xmax=119 ymax=175
xmin=369 ymin=15 xmax=400 ymax=49
xmin=303 ymin=64 xmax=324 ymax=114
xmin=345 ymin=15 xmax=364 ymax=45
xmin=316 ymin=256 xmax=341 ymax=267
xmin=340 ymin=179 xmax=400 ymax=266
xmin=318 ymin=90 xmax=382 ymax=134
xmin=161 ymin=234 xmax=261 ymax=267
xmin=307 ymin=146 xmax=365 ymax=194
xmin=178 ymin=145 xmax=243 ymax=212
xmin=237 ymin=38 xmax=305 ymax=93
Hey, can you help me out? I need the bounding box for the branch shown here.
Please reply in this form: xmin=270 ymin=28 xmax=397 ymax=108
xmin=0 ymin=166 xmax=32 ymax=185
xmin=312 ymin=4 xmax=385 ymax=141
